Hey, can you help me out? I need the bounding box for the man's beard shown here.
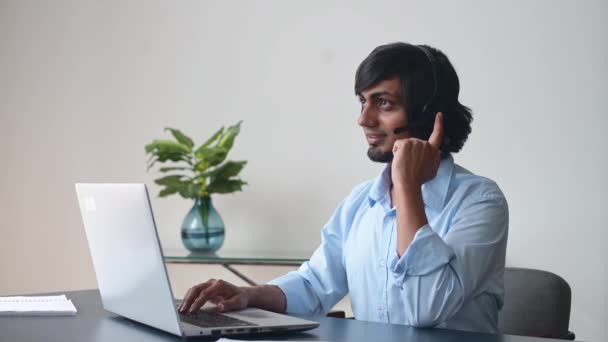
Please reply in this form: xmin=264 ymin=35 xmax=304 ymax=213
xmin=367 ymin=146 xmax=393 ymax=163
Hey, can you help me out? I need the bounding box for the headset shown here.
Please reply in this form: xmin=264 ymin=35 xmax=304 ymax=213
xmin=416 ymin=45 xmax=438 ymax=114
xmin=393 ymin=45 xmax=439 ymax=136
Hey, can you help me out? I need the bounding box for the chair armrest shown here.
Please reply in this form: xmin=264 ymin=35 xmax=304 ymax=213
xmin=326 ymin=310 xmax=346 ymax=319
xmin=563 ymin=331 xmax=575 ymax=340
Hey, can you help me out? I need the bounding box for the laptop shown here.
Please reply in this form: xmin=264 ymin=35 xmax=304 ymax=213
xmin=75 ymin=183 xmax=319 ymax=337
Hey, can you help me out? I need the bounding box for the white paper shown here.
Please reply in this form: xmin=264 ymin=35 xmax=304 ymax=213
xmin=0 ymin=294 xmax=77 ymax=316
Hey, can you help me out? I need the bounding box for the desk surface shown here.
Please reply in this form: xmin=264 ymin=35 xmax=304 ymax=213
xmin=0 ymin=289 xmax=568 ymax=342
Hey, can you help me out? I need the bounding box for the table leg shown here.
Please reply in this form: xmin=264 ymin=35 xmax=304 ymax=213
xmin=222 ymin=264 xmax=257 ymax=286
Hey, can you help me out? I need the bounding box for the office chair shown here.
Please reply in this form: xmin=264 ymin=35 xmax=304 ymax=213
xmin=499 ymin=267 xmax=575 ymax=340
xmin=329 ymin=267 xmax=575 ymax=340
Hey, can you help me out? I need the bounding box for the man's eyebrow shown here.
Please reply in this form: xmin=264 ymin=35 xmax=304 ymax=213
xmin=360 ymin=91 xmax=400 ymax=99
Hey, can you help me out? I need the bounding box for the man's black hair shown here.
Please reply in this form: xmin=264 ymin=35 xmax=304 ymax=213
xmin=355 ymin=42 xmax=473 ymax=157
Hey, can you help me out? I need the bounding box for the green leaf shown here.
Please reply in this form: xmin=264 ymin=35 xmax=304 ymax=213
xmin=217 ymin=121 xmax=242 ymax=150
xmin=194 ymin=146 xmax=228 ymax=167
xmin=154 ymin=175 xmax=195 ymax=199
xmin=196 ymin=127 xmax=224 ymax=154
xmin=165 ymin=128 xmax=194 ymax=149
xmin=205 ymin=160 xmax=247 ymax=180
xmin=145 ymin=140 xmax=191 ymax=163
xmin=159 ymin=166 xmax=190 ymax=172
xmin=159 ymin=187 xmax=179 ymax=197
xmin=207 ymin=178 xmax=247 ymax=194
xmin=145 ymin=143 xmax=156 ymax=154
xmin=154 ymin=174 xmax=185 ymax=185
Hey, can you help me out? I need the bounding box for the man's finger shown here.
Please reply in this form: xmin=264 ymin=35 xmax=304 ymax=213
xmin=428 ymin=112 xmax=444 ymax=149
xmin=180 ymin=286 xmax=204 ymax=312
xmin=179 ymin=287 xmax=194 ymax=312
xmin=179 ymin=280 xmax=214 ymax=312
xmin=189 ymin=281 xmax=227 ymax=313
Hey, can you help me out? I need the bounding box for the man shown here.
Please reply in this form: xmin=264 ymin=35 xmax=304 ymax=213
xmin=178 ymin=42 xmax=508 ymax=334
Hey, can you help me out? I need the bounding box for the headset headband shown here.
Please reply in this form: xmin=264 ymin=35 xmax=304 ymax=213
xmin=416 ymin=45 xmax=438 ymax=113
xmin=393 ymin=45 xmax=440 ymax=135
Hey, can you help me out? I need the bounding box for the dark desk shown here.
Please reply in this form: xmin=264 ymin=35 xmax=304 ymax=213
xmin=1 ymin=290 xmax=566 ymax=342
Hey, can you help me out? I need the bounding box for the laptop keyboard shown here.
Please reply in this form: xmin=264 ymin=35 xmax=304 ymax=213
xmin=179 ymin=311 xmax=257 ymax=328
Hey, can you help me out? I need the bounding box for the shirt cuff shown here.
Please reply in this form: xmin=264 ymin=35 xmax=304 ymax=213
xmin=389 ymin=224 xmax=455 ymax=286
xmin=268 ymin=269 xmax=320 ymax=314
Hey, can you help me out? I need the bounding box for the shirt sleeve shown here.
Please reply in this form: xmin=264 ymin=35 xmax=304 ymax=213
xmin=388 ymin=192 xmax=509 ymax=327
xmin=269 ymin=198 xmax=351 ymax=315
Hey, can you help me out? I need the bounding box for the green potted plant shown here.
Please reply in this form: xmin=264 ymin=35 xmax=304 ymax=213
xmin=145 ymin=121 xmax=246 ymax=252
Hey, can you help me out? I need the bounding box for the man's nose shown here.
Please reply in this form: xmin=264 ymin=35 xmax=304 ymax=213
xmin=358 ymin=105 xmax=377 ymax=127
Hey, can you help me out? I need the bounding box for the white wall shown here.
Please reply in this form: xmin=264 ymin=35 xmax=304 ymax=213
xmin=1 ymin=0 xmax=606 ymax=340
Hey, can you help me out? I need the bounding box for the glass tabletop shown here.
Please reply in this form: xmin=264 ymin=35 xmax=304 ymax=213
xmin=162 ymin=247 xmax=312 ymax=265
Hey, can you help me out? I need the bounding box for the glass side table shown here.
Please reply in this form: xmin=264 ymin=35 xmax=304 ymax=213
xmin=163 ymin=248 xmax=311 ymax=286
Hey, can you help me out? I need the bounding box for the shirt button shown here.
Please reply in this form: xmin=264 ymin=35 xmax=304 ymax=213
xmin=379 ymin=260 xmax=386 ymax=267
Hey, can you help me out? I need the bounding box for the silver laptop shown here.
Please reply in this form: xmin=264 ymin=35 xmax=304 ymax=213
xmin=75 ymin=183 xmax=319 ymax=337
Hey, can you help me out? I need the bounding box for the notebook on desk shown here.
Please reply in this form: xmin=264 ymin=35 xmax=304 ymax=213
xmin=0 ymin=295 xmax=77 ymax=316
xmin=75 ymin=183 xmax=318 ymax=338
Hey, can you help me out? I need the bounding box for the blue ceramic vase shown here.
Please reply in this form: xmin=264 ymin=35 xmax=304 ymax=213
xmin=181 ymin=197 xmax=225 ymax=252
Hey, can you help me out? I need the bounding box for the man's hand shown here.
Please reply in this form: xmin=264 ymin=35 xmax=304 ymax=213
xmin=391 ymin=112 xmax=444 ymax=188
xmin=178 ymin=279 xmax=250 ymax=313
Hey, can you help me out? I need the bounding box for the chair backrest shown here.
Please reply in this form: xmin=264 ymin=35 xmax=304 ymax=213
xmin=498 ymin=267 xmax=574 ymax=339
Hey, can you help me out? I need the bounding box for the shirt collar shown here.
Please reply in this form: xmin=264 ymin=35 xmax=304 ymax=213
xmin=368 ymin=163 xmax=392 ymax=208
xmin=368 ymin=154 xmax=454 ymax=211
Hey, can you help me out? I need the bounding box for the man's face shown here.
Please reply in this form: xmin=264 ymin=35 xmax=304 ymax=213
xmin=357 ymin=78 xmax=410 ymax=163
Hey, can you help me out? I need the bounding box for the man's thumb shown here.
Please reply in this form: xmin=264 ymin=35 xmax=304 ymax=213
xmin=428 ymin=112 xmax=444 ymax=149
xmin=217 ymin=296 xmax=244 ymax=312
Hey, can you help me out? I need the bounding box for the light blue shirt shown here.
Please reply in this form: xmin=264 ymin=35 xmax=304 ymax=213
xmin=269 ymin=154 xmax=509 ymax=333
